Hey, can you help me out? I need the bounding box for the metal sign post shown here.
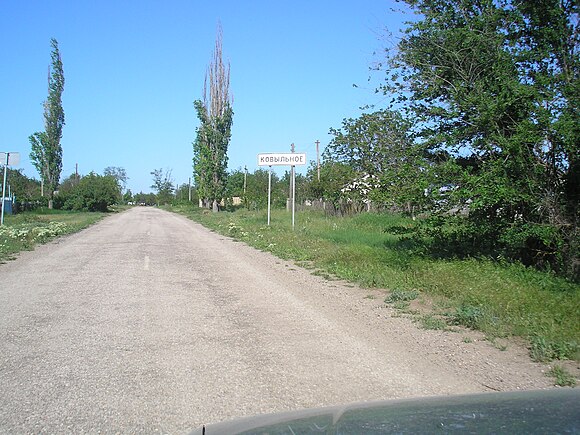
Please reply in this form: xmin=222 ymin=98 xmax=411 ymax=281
xmin=1 ymin=152 xmax=20 ymax=225
xmin=258 ymin=151 xmax=306 ymax=229
xmin=291 ymin=164 xmax=296 ymax=228
xmin=267 ymin=166 xmax=272 ymax=226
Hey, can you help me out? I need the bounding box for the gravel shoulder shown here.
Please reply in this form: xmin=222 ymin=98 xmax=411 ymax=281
xmin=0 ymin=207 xmax=557 ymax=433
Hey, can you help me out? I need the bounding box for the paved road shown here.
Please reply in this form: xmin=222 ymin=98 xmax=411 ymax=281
xmin=0 ymin=207 xmax=551 ymax=432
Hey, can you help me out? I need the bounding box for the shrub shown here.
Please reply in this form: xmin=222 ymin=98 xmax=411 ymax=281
xmin=57 ymin=173 xmax=119 ymax=212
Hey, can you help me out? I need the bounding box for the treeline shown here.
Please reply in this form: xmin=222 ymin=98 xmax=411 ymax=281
xmin=227 ymin=0 xmax=579 ymax=281
xmin=4 ymin=169 xmax=121 ymax=212
xmin=328 ymin=0 xmax=578 ymax=280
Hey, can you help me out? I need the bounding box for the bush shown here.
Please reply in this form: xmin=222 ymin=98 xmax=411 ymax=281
xmin=56 ymin=173 xmax=119 ymax=212
xmin=400 ymin=215 xmax=578 ymax=282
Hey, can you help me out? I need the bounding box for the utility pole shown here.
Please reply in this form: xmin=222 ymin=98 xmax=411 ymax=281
xmin=290 ymin=143 xmax=296 ymax=229
xmin=243 ymin=165 xmax=247 ymax=195
xmin=315 ymin=139 xmax=320 ymax=182
xmin=188 ymin=177 xmax=192 ymax=202
xmin=1 ymin=153 xmax=8 ymax=225
xmin=288 ymin=143 xmax=295 ymax=211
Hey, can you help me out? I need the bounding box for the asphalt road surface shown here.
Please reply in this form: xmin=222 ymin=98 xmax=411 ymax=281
xmin=0 ymin=207 xmax=552 ymax=433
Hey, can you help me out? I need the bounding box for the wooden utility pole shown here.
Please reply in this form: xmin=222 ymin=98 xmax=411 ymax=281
xmin=243 ymin=165 xmax=247 ymax=194
xmin=315 ymin=140 xmax=320 ymax=182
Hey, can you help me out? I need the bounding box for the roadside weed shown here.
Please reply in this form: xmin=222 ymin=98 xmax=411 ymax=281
xmin=418 ymin=315 xmax=449 ymax=331
xmin=385 ymin=288 xmax=419 ymax=304
xmin=547 ymin=365 xmax=577 ymax=387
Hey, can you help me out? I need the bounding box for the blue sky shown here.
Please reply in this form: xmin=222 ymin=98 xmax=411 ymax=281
xmin=0 ymin=1 xmax=409 ymax=193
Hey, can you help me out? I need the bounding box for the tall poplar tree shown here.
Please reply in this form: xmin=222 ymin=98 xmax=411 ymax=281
xmin=30 ymin=38 xmax=65 ymax=209
xmin=193 ymin=24 xmax=233 ymax=212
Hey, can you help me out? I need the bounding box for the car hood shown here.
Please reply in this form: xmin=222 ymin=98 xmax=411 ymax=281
xmin=190 ymin=388 xmax=579 ymax=434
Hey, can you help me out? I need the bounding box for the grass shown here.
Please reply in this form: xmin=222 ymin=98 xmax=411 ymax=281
xmin=417 ymin=315 xmax=449 ymax=331
xmin=171 ymin=205 xmax=580 ymax=363
xmin=547 ymin=365 xmax=577 ymax=387
xmin=0 ymin=209 xmax=106 ymax=262
xmin=385 ymin=288 xmax=419 ymax=303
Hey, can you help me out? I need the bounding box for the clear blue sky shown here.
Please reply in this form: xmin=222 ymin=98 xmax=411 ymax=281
xmin=0 ymin=1 xmax=409 ymax=193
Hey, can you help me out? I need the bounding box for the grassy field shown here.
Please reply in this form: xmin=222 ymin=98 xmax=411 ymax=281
xmin=0 ymin=209 xmax=106 ymax=263
xmin=173 ymin=205 xmax=579 ymax=365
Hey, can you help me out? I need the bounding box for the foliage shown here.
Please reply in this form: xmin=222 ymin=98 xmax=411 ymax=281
xmin=150 ymin=168 xmax=174 ymax=205
xmin=376 ymin=0 xmax=579 ymax=279
xmin=222 ymin=168 xmax=306 ymax=211
xmin=29 ymin=38 xmax=65 ymax=205
xmin=385 ymin=288 xmax=419 ymax=303
xmin=123 ymin=189 xmax=133 ymax=203
xmin=326 ymin=110 xmax=413 ymax=175
xmin=103 ymin=166 xmax=128 ymax=195
xmin=306 ymin=161 xmax=357 ymax=204
xmin=547 ymin=365 xmax=577 ymax=387
xmin=226 ymin=168 xmax=244 ymax=196
xmin=133 ymin=191 xmax=157 ymax=206
xmin=174 ymin=183 xmax=196 ymax=203
xmin=324 ymin=110 xmax=431 ymax=215
xmin=57 ymin=172 xmax=119 ymax=212
xmin=246 ymin=169 xmax=283 ymax=209
xmin=193 ymin=24 xmax=233 ymax=212
xmin=3 ymin=168 xmax=41 ymax=203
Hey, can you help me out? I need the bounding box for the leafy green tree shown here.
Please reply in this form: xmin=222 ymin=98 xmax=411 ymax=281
xmin=226 ymin=169 xmax=245 ymax=198
xmin=58 ymin=172 xmax=119 ymax=212
xmin=280 ymin=170 xmax=308 ymax=205
xmin=326 ymin=110 xmax=414 ymax=175
xmin=381 ymin=0 xmax=578 ymax=277
xmin=324 ymin=110 xmax=428 ymax=215
xmin=243 ymin=169 xmax=281 ymax=210
xmin=193 ymin=24 xmax=233 ymax=212
xmin=305 ymin=161 xmax=357 ymax=205
xmin=103 ymin=166 xmax=128 ymax=194
xmin=224 ymin=168 xmax=247 ymax=209
xmin=150 ymin=168 xmax=174 ymax=205
xmin=57 ymin=172 xmax=80 ymax=198
xmin=134 ymin=192 xmax=157 ymax=206
xmin=29 ymin=38 xmax=65 ymax=208
xmin=123 ymin=189 xmax=133 ymax=204
xmin=174 ymin=183 xmax=196 ymax=203
xmin=4 ymin=169 xmax=41 ymax=202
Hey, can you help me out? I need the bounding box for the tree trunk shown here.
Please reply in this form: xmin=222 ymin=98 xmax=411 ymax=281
xmin=48 ymin=199 xmax=53 ymax=209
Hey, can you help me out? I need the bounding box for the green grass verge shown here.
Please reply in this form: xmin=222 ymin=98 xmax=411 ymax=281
xmin=172 ymin=205 xmax=579 ymax=362
xmin=0 ymin=209 xmax=106 ymax=262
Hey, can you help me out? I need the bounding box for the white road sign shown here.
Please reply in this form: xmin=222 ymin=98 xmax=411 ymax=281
xmin=0 ymin=152 xmax=20 ymax=167
xmin=257 ymin=153 xmax=306 ymax=166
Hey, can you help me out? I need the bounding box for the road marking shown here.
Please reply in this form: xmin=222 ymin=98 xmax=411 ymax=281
xmin=144 ymin=256 xmax=150 ymax=271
